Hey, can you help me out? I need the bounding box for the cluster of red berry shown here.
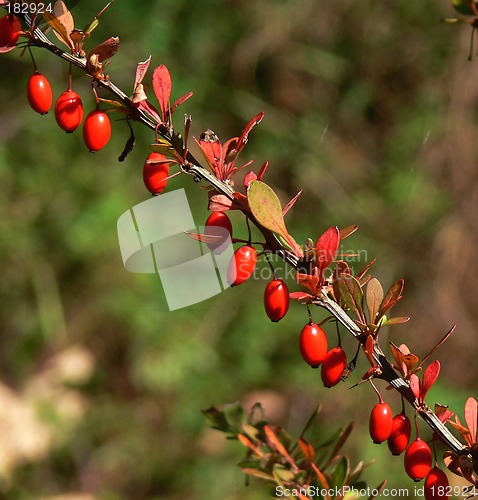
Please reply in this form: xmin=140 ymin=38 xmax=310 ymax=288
xmin=201 ymin=211 xmax=350 ymax=388
xmin=1 ymin=14 xmax=111 ymax=153
xmin=198 ymin=208 xmax=450 ymax=496
xmin=205 ymin=212 xmax=291 ymax=319
xmin=369 ymin=394 xmax=449 ymax=497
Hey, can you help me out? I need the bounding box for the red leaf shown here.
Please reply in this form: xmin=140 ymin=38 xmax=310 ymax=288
xmin=222 ymin=137 xmax=240 ymax=177
xmin=135 ymin=56 xmax=152 ymax=87
xmin=366 ymin=278 xmax=383 ymax=323
xmin=339 ymin=225 xmax=359 ymax=240
xmin=363 ymin=335 xmax=375 ymax=366
xmin=449 ymin=419 xmax=473 ymax=447
xmin=168 ymin=91 xmax=193 ymax=115
xmin=243 ymin=171 xmax=257 ymax=190
xmin=152 ymin=64 xmax=172 ymax=122
xmin=184 ymin=230 xmax=226 ymax=245
xmin=289 ymin=291 xmax=313 ymax=302
xmin=296 ymin=272 xmax=320 ymax=296
xmin=236 ymin=111 xmax=264 ymax=156
xmin=282 ymin=189 xmax=303 ymax=217
xmin=435 ymin=403 xmax=454 ymax=424
xmin=378 ymin=279 xmax=404 ymax=317
xmin=223 ymin=137 xmax=239 ymax=161
xmin=132 ymin=83 xmax=148 ymax=103
xmin=298 ymin=438 xmax=315 ymax=464
xmin=197 ymin=130 xmax=223 ymax=173
xmin=355 ymin=258 xmax=377 ymax=282
xmin=464 ymin=397 xmax=478 ymax=444
xmin=43 ymin=2 xmax=75 ymax=51
xmin=257 ymin=160 xmax=269 ymax=180
xmin=409 ymin=374 xmax=421 ymax=401
xmin=138 ymin=100 xmax=161 ymax=124
xmin=208 ymin=192 xmax=232 ymax=212
xmin=316 ymin=226 xmax=340 ymax=279
xmin=88 ymin=36 xmax=120 ymax=64
xmin=421 ymin=360 xmax=440 ymax=400
xmin=389 ymin=342 xmax=419 ymax=378
xmin=231 ymin=192 xmax=249 ymax=211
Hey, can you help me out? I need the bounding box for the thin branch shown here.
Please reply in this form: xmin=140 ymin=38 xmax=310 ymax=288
xmin=13 ymin=6 xmax=477 ymax=473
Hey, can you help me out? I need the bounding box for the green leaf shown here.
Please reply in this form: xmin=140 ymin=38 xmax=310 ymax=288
xmin=247 ymin=403 xmax=265 ymax=427
xmin=248 ymin=181 xmax=303 ymax=258
xmin=272 ymin=464 xmax=295 ymax=483
xmin=330 ymin=456 xmax=350 ymax=490
xmin=369 ymin=480 xmax=387 ymax=500
xmin=224 ymin=402 xmax=246 ymax=432
xmin=202 ymin=406 xmax=231 ymax=434
xmin=150 ymin=139 xmax=182 ymax=161
xmin=337 ymin=275 xmax=364 ymax=321
xmin=299 ymin=404 xmax=322 ymax=439
xmin=348 ymin=459 xmax=375 ymax=485
xmin=381 ymin=316 xmax=410 ymax=326
xmin=366 ymin=278 xmax=383 ymax=324
xmin=325 ymin=422 xmax=354 ymax=469
xmin=242 ymin=424 xmax=260 ymax=441
xmin=248 ymin=180 xmax=285 ymax=234
xmin=242 ymin=468 xmax=274 ymax=481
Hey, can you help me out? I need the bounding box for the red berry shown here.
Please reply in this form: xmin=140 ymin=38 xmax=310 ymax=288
xmin=369 ymin=402 xmax=393 ymax=444
xmin=0 ymin=15 xmax=21 ymax=47
xmin=27 ymin=72 xmax=52 ymax=115
xmin=299 ymin=323 xmax=328 ymax=368
xmin=205 ymin=211 xmax=233 ymax=252
xmin=424 ymin=466 xmax=450 ymax=500
xmin=321 ymin=346 xmax=347 ymax=387
xmin=143 ymin=152 xmax=170 ymax=194
xmin=55 ymin=90 xmax=84 ymax=133
xmin=83 ymin=110 xmax=111 ymax=152
xmin=264 ymin=279 xmax=290 ymax=322
xmin=387 ymin=413 xmax=411 ymax=455
xmin=227 ymin=245 xmax=257 ymax=286
xmin=404 ymin=438 xmax=432 ymax=481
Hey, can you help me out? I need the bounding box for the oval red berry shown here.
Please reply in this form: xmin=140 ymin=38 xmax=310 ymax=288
xmin=143 ymin=152 xmax=170 ymax=194
xmin=227 ymin=245 xmax=257 ymax=286
xmin=264 ymin=279 xmax=289 ymax=322
xmin=404 ymin=438 xmax=432 ymax=481
xmin=321 ymin=347 xmax=347 ymax=387
xmin=0 ymin=15 xmax=21 ymax=47
xmin=83 ymin=110 xmax=111 ymax=152
xmin=369 ymin=402 xmax=393 ymax=444
xmin=55 ymin=90 xmax=84 ymax=133
xmin=299 ymin=323 xmax=328 ymax=368
xmin=387 ymin=413 xmax=411 ymax=455
xmin=27 ymin=72 xmax=52 ymax=115
xmin=424 ymin=466 xmax=450 ymax=500
xmin=205 ymin=211 xmax=233 ymax=253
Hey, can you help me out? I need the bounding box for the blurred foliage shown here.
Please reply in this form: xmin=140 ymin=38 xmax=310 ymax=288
xmin=0 ymin=0 xmax=478 ymax=498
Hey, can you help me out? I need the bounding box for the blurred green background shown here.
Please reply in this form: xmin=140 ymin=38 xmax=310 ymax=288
xmin=1 ymin=0 xmax=477 ymax=498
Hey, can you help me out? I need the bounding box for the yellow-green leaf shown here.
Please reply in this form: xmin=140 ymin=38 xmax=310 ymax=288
xmin=248 ymin=181 xmax=303 ymax=258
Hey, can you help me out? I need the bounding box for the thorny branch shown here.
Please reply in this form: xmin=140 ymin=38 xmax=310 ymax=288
xmin=15 ymin=8 xmax=477 ymax=472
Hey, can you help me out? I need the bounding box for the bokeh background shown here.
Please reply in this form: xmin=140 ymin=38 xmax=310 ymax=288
xmin=1 ymin=0 xmax=477 ymax=498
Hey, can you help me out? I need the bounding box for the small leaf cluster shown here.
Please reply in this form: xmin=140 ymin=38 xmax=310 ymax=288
xmin=203 ymin=402 xmax=383 ymax=500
